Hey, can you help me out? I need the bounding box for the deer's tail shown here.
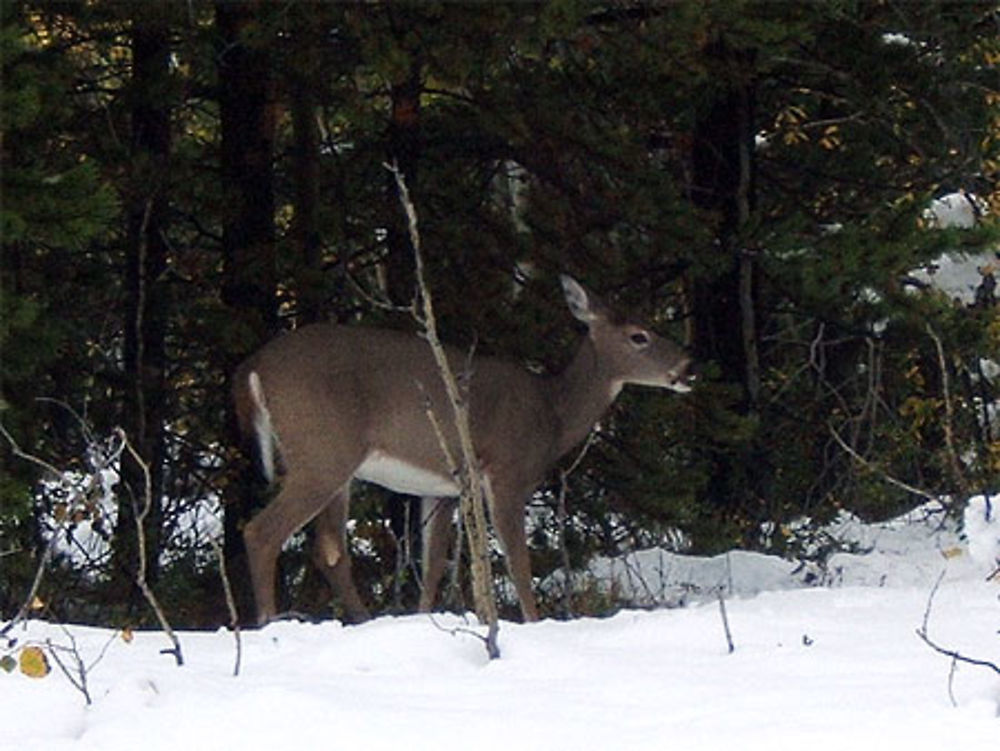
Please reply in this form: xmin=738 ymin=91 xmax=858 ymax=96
xmin=246 ymin=371 xmax=277 ymax=483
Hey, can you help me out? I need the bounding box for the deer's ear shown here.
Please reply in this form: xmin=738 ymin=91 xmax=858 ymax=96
xmin=561 ymin=275 xmax=598 ymax=323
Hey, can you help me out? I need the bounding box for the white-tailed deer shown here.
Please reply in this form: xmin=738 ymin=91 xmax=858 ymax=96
xmin=233 ymin=275 xmax=692 ymax=624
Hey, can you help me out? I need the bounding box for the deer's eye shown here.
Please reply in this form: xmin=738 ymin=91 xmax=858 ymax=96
xmin=630 ymin=331 xmax=651 ymax=347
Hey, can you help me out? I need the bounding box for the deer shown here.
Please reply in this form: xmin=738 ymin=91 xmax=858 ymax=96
xmin=233 ymin=275 xmax=693 ymax=625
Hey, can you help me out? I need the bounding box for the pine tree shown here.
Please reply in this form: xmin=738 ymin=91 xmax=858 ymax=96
xmin=2 ymin=0 xmax=996 ymax=623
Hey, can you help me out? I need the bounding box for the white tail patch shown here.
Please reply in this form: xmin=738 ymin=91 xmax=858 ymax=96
xmin=248 ymin=371 xmax=276 ymax=482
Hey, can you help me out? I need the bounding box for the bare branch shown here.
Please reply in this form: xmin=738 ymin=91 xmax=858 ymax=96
xmin=925 ymin=324 xmax=969 ymax=499
xmin=119 ymin=429 xmax=184 ymax=666
xmin=387 ymin=161 xmax=500 ymax=659
xmin=208 ymin=534 xmax=242 ymax=677
xmin=0 ymin=421 xmax=63 ymax=480
xmin=0 ymin=538 xmax=57 ymax=639
xmin=1 ymin=406 xmax=131 ymax=638
xmin=556 ymin=430 xmax=599 ymax=618
xmin=0 ymin=423 xmax=73 ymax=636
xmin=915 ymin=569 xmax=1000 ymax=707
xmin=345 ymin=271 xmax=415 ymax=316
xmin=46 ymin=636 xmax=93 ymax=706
xmin=828 ymin=422 xmax=939 ymax=503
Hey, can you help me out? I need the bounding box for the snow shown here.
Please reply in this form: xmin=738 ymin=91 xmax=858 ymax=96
xmin=925 ymin=192 xmax=981 ymax=230
xmin=906 ymin=190 xmax=995 ymax=306
xmin=581 ymin=502 xmax=995 ymax=606
xmin=3 ymin=500 xmax=998 ymax=751
xmin=908 ymin=247 xmax=996 ymax=306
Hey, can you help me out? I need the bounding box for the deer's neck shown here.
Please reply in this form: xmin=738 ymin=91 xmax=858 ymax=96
xmin=547 ymin=336 xmax=620 ymax=460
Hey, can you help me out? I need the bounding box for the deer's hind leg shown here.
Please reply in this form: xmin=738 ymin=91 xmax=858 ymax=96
xmin=243 ymin=471 xmax=340 ymax=625
xmin=243 ymin=417 xmax=366 ymax=625
xmin=311 ymin=490 xmax=371 ymax=623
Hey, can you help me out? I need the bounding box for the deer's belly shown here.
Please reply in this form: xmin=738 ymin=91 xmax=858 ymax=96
xmin=355 ymin=451 xmax=460 ymax=497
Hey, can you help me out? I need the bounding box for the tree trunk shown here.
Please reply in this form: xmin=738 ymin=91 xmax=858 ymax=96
xmin=691 ymin=43 xmax=757 ymax=396
xmin=216 ymin=2 xmax=277 ymax=334
xmin=114 ymin=11 xmax=171 ymax=605
xmin=288 ymin=8 xmax=324 ymax=325
xmin=215 ymin=1 xmax=278 ymax=622
xmin=689 ymin=38 xmax=768 ymax=527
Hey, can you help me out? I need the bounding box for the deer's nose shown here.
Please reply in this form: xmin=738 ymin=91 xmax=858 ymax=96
xmin=668 ymin=361 xmax=696 ymax=392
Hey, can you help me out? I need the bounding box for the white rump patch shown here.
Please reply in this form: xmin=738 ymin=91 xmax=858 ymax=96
xmin=355 ymin=451 xmax=460 ymax=497
xmin=248 ymin=371 xmax=276 ymax=482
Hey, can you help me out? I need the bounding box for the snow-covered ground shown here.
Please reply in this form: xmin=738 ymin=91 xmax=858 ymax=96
xmin=3 ymin=498 xmax=997 ymax=751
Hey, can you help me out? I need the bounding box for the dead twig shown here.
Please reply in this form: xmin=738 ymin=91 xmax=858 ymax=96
xmin=388 ymin=161 xmax=500 ymax=659
xmin=717 ymin=587 xmax=735 ymax=654
xmin=556 ymin=430 xmax=599 ymax=618
xmin=43 ymin=626 xmax=119 ymax=706
xmin=45 ymin=635 xmax=93 ymax=706
xmin=119 ymin=429 xmax=184 ymax=666
xmin=426 ymin=612 xmax=499 ymax=655
xmin=208 ymin=535 xmax=242 ymax=677
xmin=925 ymin=324 xmax=969 ymax=500
xmin=0 ymin=421 xmax=115 ymax=637
xmin=915 ymin=570 xmax=1000 ymax=707
xmin=0 ymin=421 xmax=63 ymax=479
xmin=828 ymin=422 xmax=939 ymax=503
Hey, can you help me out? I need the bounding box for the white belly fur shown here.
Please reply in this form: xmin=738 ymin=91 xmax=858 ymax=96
xmin=355 ymin=451 xmax=460 ymax=497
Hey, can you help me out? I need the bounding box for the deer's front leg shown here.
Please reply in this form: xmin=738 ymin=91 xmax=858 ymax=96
xmin=417 ymin=497 xmax=457 ymax=613
xmin=488 ymin=484 xmax=539 ymax=622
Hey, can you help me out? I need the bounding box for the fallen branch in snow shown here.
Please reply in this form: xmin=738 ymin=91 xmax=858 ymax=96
xmin=427 ymin=612 xmax=501 ymax=655
xmin=46 ymin=636 xmax=93 ymax=704
xmin=43 ymin=626 xmax=119 ymax=706
xmin=717 ymin=587 xmax=735 ymax=654
xmin=915 ymin=570 xmax=1000 ymax=707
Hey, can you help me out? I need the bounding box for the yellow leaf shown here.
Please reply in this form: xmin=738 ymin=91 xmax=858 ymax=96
xmin=29 ymin=596 xmax=45 ymax=611
xmin=941 ymin=546 xmax=963 ymax=560
xmin=19 ymin=647 xmax=50 ymax=679
xmin=121 ymin=627 xmax=134 ymax=644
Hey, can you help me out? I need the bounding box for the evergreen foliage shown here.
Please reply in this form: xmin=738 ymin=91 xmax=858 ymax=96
xmin=1 ymin=1 xmax=997 ymax=625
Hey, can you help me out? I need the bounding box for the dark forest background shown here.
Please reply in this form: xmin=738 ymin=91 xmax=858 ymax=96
xmin=2 ymin=0 xmax=998 ymax=628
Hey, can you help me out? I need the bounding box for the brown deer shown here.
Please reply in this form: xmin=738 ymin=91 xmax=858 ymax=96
xmin=233 ymin=275 xmax=692 ymax=624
